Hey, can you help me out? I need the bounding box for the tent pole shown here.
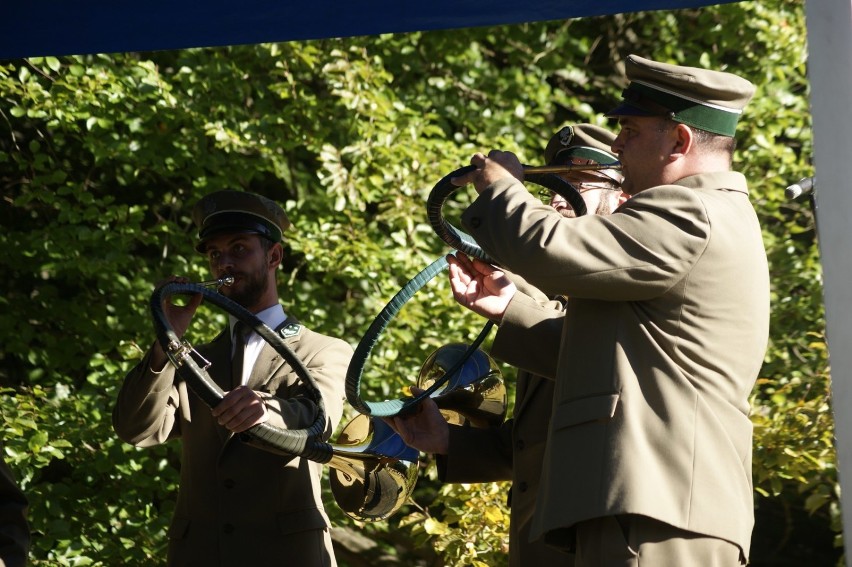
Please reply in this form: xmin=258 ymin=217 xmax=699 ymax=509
xmin=804 ymin=2 xmax=852 ymax=562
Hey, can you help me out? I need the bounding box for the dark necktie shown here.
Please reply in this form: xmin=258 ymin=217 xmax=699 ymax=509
xmin=231 ymin=321 xmax=249 ymax=386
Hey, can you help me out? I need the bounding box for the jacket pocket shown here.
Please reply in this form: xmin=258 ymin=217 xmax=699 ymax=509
xmin=551 ymin=393 xmax=619 ymax=430
xmin=277 ymin=506 xmax=329 ymax=536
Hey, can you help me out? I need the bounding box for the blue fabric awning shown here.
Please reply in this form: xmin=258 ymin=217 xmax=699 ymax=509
xmin=2 ymin=1 xmax=738 ymax=59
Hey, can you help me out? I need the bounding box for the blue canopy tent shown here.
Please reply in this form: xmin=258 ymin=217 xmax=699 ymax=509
xmin=3 ymin=1 xmax=851 ymax=564
xmin=3 ymin=1 xmax=735 ymax=58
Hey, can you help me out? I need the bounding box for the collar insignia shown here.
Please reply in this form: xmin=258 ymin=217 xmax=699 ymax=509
xmin=279 ymin=323 xmax=302 ymax=338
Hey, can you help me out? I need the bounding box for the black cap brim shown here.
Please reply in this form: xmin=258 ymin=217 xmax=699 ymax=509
xmin=194 ymin=212 xmax=281 ymax=252
xmin=605 ymin=101 xmax=659 ymax=117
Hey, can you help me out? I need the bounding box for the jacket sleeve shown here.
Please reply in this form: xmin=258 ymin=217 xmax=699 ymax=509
xmin=462 ymin=178 xmax=711 ymax=300
xmin=488 ymin=268 xmax=565 ymax=379
xmin=0 ymin=455 xmax=29 ymax=567
xmin=490 ymin=291 xmax=564 ymax=380
xmin=112 ymin=345 xmax=183 ymax=447
xmin=437 ymin=419 xmax=514 ymax=483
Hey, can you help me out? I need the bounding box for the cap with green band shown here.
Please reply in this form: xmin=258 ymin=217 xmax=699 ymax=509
xmin=544 ymin=123 xmax=618 ymax=165
xmin=606 ymin=54 xmax=755 ymax=137
xmin=191 ymin=190 xmax=290 ymax=253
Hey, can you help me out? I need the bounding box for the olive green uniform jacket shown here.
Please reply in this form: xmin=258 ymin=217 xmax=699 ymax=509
xmin=0 ymin=455 xmax=29 ymax=567
xmin=461 ymin=172 xmax=769 ymax=560
xmin=114 ymin=315 xmax=352 ymax=567
xmin=438 ymin=280 xmax=573 ymax=567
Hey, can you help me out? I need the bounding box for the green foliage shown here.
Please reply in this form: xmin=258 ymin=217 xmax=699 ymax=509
xmin=400 ymin=479 xmax=510 ymax=567
xmin=0 ymin=0 xmax=836 ymax=565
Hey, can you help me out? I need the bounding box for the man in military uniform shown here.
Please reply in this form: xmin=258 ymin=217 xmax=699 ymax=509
xmin=388 ymin=124 xmax=626 ymax=567
xmin=114 ymin=191 xmax=353 ymax=567
xmin=444 ymin=55 xmax=768 ymax=566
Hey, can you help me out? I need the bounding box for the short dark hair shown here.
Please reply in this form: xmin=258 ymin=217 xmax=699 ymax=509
xmin=691 ymin=126 xmax=737 ymax=156
xmin=657 ymin=117 xmax=736 ymax=162
xmin=259 ymin=236 xmax=276 ymax=253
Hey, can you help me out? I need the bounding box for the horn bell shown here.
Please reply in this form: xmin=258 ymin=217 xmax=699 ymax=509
xmin=329 ymin=343 xmax=508 ymax=521
xmin=417 ymin=343 xmax=507 ymax=428
xmin=328 ymin=415 xmax=419 ymax=522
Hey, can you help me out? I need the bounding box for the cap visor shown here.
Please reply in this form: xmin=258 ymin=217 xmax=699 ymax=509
xmin=605 ymin=102 xmax=658 ymax=117
xmin=195 ymin=227 xmax=269 ymax=252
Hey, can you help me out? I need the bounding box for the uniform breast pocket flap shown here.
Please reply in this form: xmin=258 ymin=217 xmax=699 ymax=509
xmin=552 ymin=393 xmax=619 ymax=430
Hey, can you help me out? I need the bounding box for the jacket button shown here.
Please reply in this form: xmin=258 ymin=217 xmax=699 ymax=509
xmin=223 ymin=523 xmax=235 ymax=534
xmin=223 ymin=478 xmax=235 ymax=489
xmin=518 ymin=481 xmax=528 ymax=493
xmin=516 ymin=439 xmax=525 ymax=451
xmin=470 ymin=217 xmax=481 ymax=228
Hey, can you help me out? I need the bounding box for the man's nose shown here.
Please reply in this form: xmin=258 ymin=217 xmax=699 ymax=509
xmin=212 ymin=253 xmax=234 ymax=270
xmin=610 ymin=132 xmax=624 ymax=154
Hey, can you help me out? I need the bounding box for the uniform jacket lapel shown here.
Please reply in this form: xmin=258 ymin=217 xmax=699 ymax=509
xmin=207 ymin=329 xmax=233 ymax=391
xmin=245 ymin=315 xmax=300 ymax=391
xmin=200 ymin=330 xmax=233 ymax=446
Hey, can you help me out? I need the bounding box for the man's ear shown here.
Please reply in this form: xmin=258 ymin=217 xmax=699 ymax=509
xmin=671 ymin=123 xmax=695 ymax=159
xmin=268 ymin=242 xmax=284 ymax=269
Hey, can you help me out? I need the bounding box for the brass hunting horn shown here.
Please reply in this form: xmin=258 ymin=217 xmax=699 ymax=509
xmin=329 ymin=343 xmax=507 ymax=522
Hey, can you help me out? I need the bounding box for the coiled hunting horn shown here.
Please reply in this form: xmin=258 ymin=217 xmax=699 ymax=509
xmin=344 ymin=161 xmax=619 ymax=415
xmin=149 ymin=280 xmax=506 ymax=522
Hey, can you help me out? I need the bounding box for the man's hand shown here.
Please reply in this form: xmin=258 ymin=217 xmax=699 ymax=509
xmin=212 ymin=385 xmax=269 ymax=433
xmin=150 ymin=275 xmax=203 ymax=370
xmin=451 ymin=150 xmax=524 ymax=194
xmin=159 ymin=275 xmax=203 ymax=338
xmin=447 ymin=253 xmax=516 ymax=323
xmin=384 ymin=388 xmax=450 ymax=455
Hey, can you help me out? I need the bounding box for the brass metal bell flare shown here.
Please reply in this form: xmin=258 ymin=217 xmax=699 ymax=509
xmin=416 ymin=343 xmax=507 ymax=428
xmin=329 ymin=344 xmax=507 ymax=522
xmin=328 ymin=415 xmax=420 ymax=522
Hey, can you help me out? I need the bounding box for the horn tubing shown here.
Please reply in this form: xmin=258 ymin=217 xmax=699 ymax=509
xmin=523 ymin=162 xmax=622 ymax=174
xmin=346 ymin=161 xmax=593 ymax=418
xmin=345 ymin=255 xmax=495 ymax=417
xmin=334 ymin=160 xmax=602 ymax=518
xmin=197 ymin=276 xmax=235 ymax=288
xmin=426 ymin=164 xmax=592 ymax=260
xmin=150 ymin=282 xmax=333 ymax=463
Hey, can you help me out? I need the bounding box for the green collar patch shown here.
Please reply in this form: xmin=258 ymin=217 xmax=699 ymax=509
xmin=279 ymin=323 xmax=302 ymax=338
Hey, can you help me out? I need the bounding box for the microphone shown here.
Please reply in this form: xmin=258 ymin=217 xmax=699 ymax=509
xmin=785 ymin=176 xmax=815 ymax=200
